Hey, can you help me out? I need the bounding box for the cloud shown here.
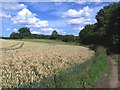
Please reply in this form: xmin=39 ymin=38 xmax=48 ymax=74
xmin=75 ymin=0 xmax=88 ymax=4
xmin=67 ymin=18 xmax=94 ymax=25
xmin=0 ymin=13 xmax=11 ymax=18
xmin=75 ymin=0 xmax=101 ymax=4
xmin=41 ymin=27 xmax=63 ymax=35
xmin=6 ymin=28 xmax=10 ymax=31
xmin=13 ymin=28 xmax=17 ymax=32
xmin=2 ymin=3 xmax=27 ymax=11
xmin=78 ymin=27 xmax=84 ymax=30
xmin=63 ymin=6 xmax=93 ymax=18
xmin=26 ymin=20 xmax=49 ymax=28
xmin=41 ymin=28 xmax=54 ymax=31
xmin=11 ymin=8 xmax=49 ymax=28
xmin=74 ymin=27 xmax=84 ymax=31
xmin=63 ymin=9 xmax=80 ymax=18
xmin=67 ymin=18 xmax=81 ymax=25
xmin=89 ymin=0 xmax=101 ymax=2
xmin=31 ymin=31 xmax=41 ymax=34
xmin=63 ymin=6 xmax=96 ymax=27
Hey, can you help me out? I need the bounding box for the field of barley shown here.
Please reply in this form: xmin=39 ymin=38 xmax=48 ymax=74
xmin=0 ymin=39 xmax=94 ymax=88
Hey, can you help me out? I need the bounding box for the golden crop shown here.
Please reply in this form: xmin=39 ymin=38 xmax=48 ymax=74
xmin=0 ymin=39 xmax=19 ymax=49
xmin=1 ymin=39 xmax=94 ymax=88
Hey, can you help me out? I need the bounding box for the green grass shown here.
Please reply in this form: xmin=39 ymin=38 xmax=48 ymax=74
xmin=82 ymin=53 xmax=108 ymax=87
xmin=16 ymin=39 xmax=78 ymax=45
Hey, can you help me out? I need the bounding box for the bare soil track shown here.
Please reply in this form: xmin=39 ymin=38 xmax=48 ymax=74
xmin=95 ymin=56 xmax=119 ymax=88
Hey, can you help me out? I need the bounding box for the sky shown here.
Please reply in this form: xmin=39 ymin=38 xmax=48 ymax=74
xmin=0 ymin=0 xmax=119 ymax=37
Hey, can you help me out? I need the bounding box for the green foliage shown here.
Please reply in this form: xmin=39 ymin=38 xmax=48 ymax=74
xmin=88 ymin=44 xmax=97 ymax=52
xmin=79 ymin=2 xmax=120 ymax=54
xmin=61 ymin=35 xmax=75 ymax=42
xmin=10 ymin=32 xmax=21 ymax=39
xmin=30 ymin=34 xmax=46 ymax=39
xmin=79 ymin=24 xmax=95 ymax=44
xmin=18 ymin=27 xmax=31 ymax=38
xmin=9 ymin=28 xmax=78 ymax=43
xmin=49 ymin=30 xmax=59 ymax=39
xmin=10 ymin=27 xmax=31 ymax=39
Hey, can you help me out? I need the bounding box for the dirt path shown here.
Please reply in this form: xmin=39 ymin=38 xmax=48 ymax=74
xmin=95 ymin=56 xmax=118 ymax=88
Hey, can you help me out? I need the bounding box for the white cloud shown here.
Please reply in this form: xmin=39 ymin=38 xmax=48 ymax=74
xmin=26 ymin=20 xmax=48 ymax=28
xmin=0 ymin=13 xmax=11 ymax=18
xmin=63 ymin=6 xmax=93 ymax=18
xmin=31 ymin=31 xmax=41 ymax=34
xmin=6 ymin=28 xmax=10 ymax=31
xmin=41 ymin=28 xmax=54 ymax=31
xmin=74 ymin=27 xmax=84 ymax=31
xmin=89 ymin=0 xmax=101 ymax=2
xmin=11 ymin=8 xmax=49 ymax=28
xmin=78 ymin=27 xmax=84 ymax=30
xmin=75 ymin=0 xmax=101 ymax=4
xmin=41 ymin=27 xmax=63 ymax=35
xmin=64 ymin=6 xmax=96 ymax=26
xmin=2 ymin=3 xmax=27 ymax=11
xmin=67 ymin=18 xmax=81 ymax=25
xmin=13 ymin=28 xmax=17 ymax=32
xmin=67 ymin=18 xmax=94 ymax=25
xmin=75 ymin=0 xmax=88 ymax=4
xmin=63 ymin=9 xmax=80 ymax=18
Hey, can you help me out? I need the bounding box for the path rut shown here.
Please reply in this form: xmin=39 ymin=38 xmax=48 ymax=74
xmin=95 ymin=56 xmax=118 ymax=88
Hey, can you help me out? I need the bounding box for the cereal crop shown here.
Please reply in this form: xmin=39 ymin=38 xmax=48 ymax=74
xmin=1 ymin=39 xmax=94 ymax=88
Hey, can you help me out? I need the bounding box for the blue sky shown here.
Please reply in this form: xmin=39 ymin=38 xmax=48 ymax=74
xmin=0 ymin=1 xmax=117 ymax=36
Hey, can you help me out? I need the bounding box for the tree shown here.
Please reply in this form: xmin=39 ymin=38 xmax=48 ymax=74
xmin=79 ymin=2 xmax=120 ymax=54
xmin=79 ymin=24 xmax=95 ymax=44
xmin=105 ymin=2 xmax=120 ymax=53
xmin=10 ymin=32 xmax=21 ymax=39
xmin=50 ymin=30 xmax=59 ymax=39
xmin=18 ymin=27 xmax=31 ymax=38
xmin=61 ymin=35 xmax=75 ymax=42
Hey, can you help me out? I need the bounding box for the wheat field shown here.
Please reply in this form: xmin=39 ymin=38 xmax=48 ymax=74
xmin=0 ymin=39 xmax=94 ymax=88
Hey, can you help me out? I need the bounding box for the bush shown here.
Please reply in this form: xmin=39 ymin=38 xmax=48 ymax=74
xmin=89 ymin=44 xmax=97 ymax=52
xmin=61 ymin=35 xmax=75 ymax=42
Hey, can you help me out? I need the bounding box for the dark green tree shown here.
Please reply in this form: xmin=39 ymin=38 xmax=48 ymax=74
xmin=18 ymin=27 xmax=31 ymax=38
xmin=10 ymin=32 xmax=21 ymax=39
xmin=61 ymin=35 xmax=75 ymax=42
xmin=79 ymin=24 xmax=95 ymax=44
xmin=79 ymin=2 xmax=120 ymax=53
xmin=50 ymin=30 xmax=59 ymax=39
xmin=105 ymin=2 xmax=120 ymax=53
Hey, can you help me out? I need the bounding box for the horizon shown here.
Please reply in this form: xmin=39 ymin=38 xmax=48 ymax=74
xmin=1 ymin=1 xmax=119 ymax=37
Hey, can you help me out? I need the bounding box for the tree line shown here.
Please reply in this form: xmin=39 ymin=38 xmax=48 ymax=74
xmin=9 ymin=27 xmax=79 ymax=43
xmin=79 ymin=2 xmax=120 ymax=54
